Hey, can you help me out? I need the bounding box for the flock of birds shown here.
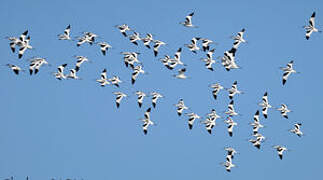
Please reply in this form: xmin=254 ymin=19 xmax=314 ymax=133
xmin=4 ymin=11 xmax=318 ymax=173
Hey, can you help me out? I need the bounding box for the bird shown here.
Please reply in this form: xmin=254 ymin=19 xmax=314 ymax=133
xmin=281 ymin=60 xmax=298 ymax=85
xmin=201 ymin=116 xmax=216 ymax=134
xmin=58 ymin=24 xmax=71 ymax=40
xmin=7 ymin=30 xmax=28 ymax=53
xmin=131 ymin=65 xmax=145 ymax=84
xmin=153 ymin=40 xmax=166 ymax=57
xmin=66 ymin=69 xmax=80 ymax=79
xmin=122 ymin=52 xmax=141 ymax=69
xmin=221 ymin=47 xmax=239 ymax=71
xmin=108 ymin=76 xmax=122 ymax=87
xmin=113 ymin=92 xmax=127 ymax=108
xmin=135 ymin=91 xmax=146 ymax=108
xmin=259 ymin=92 xmax=272 ymax=119
xmin=96 ymin=69 xmax=110 ymax=87
xmin=97 ymin=42 xmax=112 ymax=56
xmin=150 ymin=92 xmax=163 ymax=108
xmin=185 ymin=37 xmax=200 ymax=54
xmin=276 ymin=104 xmax=291 ymax=119
xmin=53 ymin=63 xmax=67 ymax=80
xmin=76 ymin=32 xmax=97 ymax=46
xmin=250 ymin=110 xmax=264 ymax=135
xmin=225 ymin=147 xmax=238 ymax=160
xmin=224 ymin=117 xmax=238 ymax=137
xmin=18 ymin=36 xmax=32 ymax=59
xmin=290 ymin=123 xmax=303 ymax=137
xmin=29 ymin=57 xmax=49 ymax=75
xmin=209 ymin=83 xmax=224 ymax=100
xmin=129 ymin=32 xmax=140 ymax=45
xmin=207 ymin=109 xmax=221 ymax=121
xmin=142 ymin=107 xmax=155 ymax=135
xmin=304 ymin=12 xmax=321 ymax=40
xmin=175 ymin=99 xmax=188 ymax=116
xmin=173 ymin=68 xmax=187 ymax=79
xmin=225 ymin=100 xmax=239 ymax=117
xmin=185 ymin=112 xmax=201 ymax=130
xmin=116 ymin=24 xmax=131 ymax=37
xmin=165 ymin=48 xmax=185 ymax=70
xmin=180 ymin=12 xmax=197 ymax=27
xmin=222 ymin=158 xmax=236 ymax=172
xmin=226 ymin=81 xmax=242 ymax=99
xmin=201 ymin=38 xmax=214 ymax=52
xmin=6 ymin=64 xmax=23 ymax=75
xmin=201 ymin=56 xmax=216 ymax=71
xmin=74 ymin=56 xmax=90 ymax=72
xmin=232 ymin=28 xmax=246 ymax=49
xmin=273 ymin=145 xmax=288 ymax=160
xmin=141 ymin=33 xmax=153 ymax=49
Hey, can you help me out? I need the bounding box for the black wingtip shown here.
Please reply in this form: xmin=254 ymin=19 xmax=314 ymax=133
xmin=116 ymin=102 xmax=120 ymax=108
xmin=143 ymin=129 xmax=147 ymax=135
xmin=189 ymin=124 xmax=193 ymax=130
xmin=131 ymin=78 xmax=135 ymax=85
xmin=255 ymin=144 xmax=260 ymax=149
xmin=229 ymin=132 xmax=233 ymax=137
xmin=264 ymin=114 xmax=267 ymax=119
xmin=154 ymin=50 xmax=158 ymax=57
xmin=282 ymin=79 xmax=286 ymax=85
xmin=177 ymin=112 xmax=182 ymax=116
xmin=207 ymin=130 xmax=212 ymax=134
xmin=279 ymin=154 xmax=283 ymax=160
xmin=312 ymin=12 xmax=316 ymax=17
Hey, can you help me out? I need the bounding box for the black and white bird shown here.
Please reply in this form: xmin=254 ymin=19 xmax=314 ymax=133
xmin=173 ymin=68 xmax=187 ymax=79
xmin=281 ymin=60 xmax=298 ymax=85
xmin=29 ymin=57 xmax=49 ymax=75
xmin=76 ymin=32 xmax=97 ymax=46
xmin=141 ymin=33 xmax=153 ymax=49
xmin=185 ymin=37 xmax=200 ymax=53
xmin=175 ymin=99 xmax=189 ymax=116
xmin=108 ymin=76 xmax=122 ymax=87
xmin=165 ymin=48 xmax=185 ymax=70
xmin=221 ymin=48 xmax=239 ymax=71
xmin=141 ymin=107 xmax=155 ymax=135
xmin=273 ymin=145 xmax=288 ymax=160
xmin=18 ymin=36 xmax=32 ymax=59
xmin=304 ymin=12 xmax=321 ymax=40
xmin=7 ymin=30 xmax=28 ymax=53
xmin=74 ymin=56 xmax=90 ymax=72
xmin=150 ymin=92 xmax=163 ymax=108
xmin=113 ymin=92 xmax=127 ymax=108
xmin=153 ymin=40 xmax=166 ymax=57
xmin=116 ymin=24 xmax=131 ymax=37
xmin=225 ymin=100 xmax=238 ymax=117
xmin=201 ymin=38 xmax=214 ymax=52
xmin=232 ymin=28 xmax=246 ymax=49
xmin=201 ymin=116 xmax=216 ymax=134
xmin=209 ymin=83 xmax=224 ymax=100
xmin=66 ymin=69 xmax=80 ymax=80
xmin=131 ymin=65 xmax=145 ymax=84
xmin=224 ymin=117 xmax=238 ymax=137
xmin=276 ymin=104 xmax=291 ymax=119
xmin=207 ymin=109 xmax=221 ymax=121
xmin=129 ymin=32 xmax=141 ymax=46
xmin=122 ymin=52 xmax=141 ymax=69
xmin=226 ymin=81 xmax=242 ymax=99
xmin=225 ymin=147 xmax=238 ymax=161
xmin=135 ymin=91 xmax=146 ymax=108
xmin=222 ymin=158 xmax=236 ymax=172
xmin=290 ymin=123 xmax=303 ymax=137
xmin=259 ymin=92 xmax=272 ymax=119
xmin=96 ymin=69 xmax=110 ymax=87
xmin=185 ymin=112 xmax=201 ymax=130
xmin=53 ymin=63 xmax=67 ymax=80
xmin=6 ymin=64 xmax=23 ymax=75
xmin=249 ymin=133 xmax=265 ymax=149
xmin=250 ymin=110 xmax=264 ymax=135
xmin=97 ymin=42 xmax=112 ymax=56
xmin=58 ymin=25 xmax=71 ymax=40
xmin=180 ymin=12 xmax=197 ymax=27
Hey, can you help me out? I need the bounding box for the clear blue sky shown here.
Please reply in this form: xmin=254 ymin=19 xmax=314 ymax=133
xmin=0 ymin=0 xmax=322 ymax=179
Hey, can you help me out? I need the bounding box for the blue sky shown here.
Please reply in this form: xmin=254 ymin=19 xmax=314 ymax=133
xmin=0 ymin=0 xmax=322 ymax=179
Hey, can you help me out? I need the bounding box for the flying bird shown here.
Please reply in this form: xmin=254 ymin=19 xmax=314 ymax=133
xmin=259 ymin=92 xmax=272 ymax=119
xmin=116 ymin=24 xmax=131 ymax=37
xmin=58 ymin=25 xmax=71 ymax=40
xmin=6 ymin=64 xmax=23 ymax=75
xmin=281 ymin=60 xmax=298 ymax=85
xmin=129 ymin=32 xmax=141 ymax=45
xmin=273 ymin=145 xmax=288 ymax=160
xmin=153 ymin=40 xmax=166 ymax=57
xmin=185 ymin=112 xmax=201 ymax=130
xmin=201 ymin=116 xmax=216 ymax=134
xmin=290 ymin=123 xmax=303 ymax=137
xmin=209 ymin=83 xmax=224 ymax=100
xmin=276 ymin=104 xmax=291 ymax=119
xmin=131 ymin=65 xmax=145 ymax=84
xmin=226 ymin=81 xmax=242 ymax=99
xmin=97 ymin=42 xmax=112 ymax=56
xmin=96 ymin=69 xmax=110 ymax=87
xmin=113 ymin=92 xmax=127 ymax=108
xmin=304 ymin=12 xmax=321 ymax=40
xmin=201 ymin=38 xmax=214 ymax=52
xmin=141 ymin=33 xmax=154 ymax=49
xmin=135 ymin=91 xmax=146 ymax=108
xmin=141 ymin=107 xmax=155 ymax=135
xmin=66 ymin=69 xmax=80 ymax=79
xmin=108 ymin=76 xmax=122 ymax=87
xmin=180 ymin=12 xmax=197 ymax=27
xmin=175 ymin=99 xmax=189 ymax=116
xmin=185 ymin=37 xmax=200 ymax=54
xmin=74 ymin=56 xmax=90 ymax=72
xmin=224 ymin=117 xmax=238 ymax=137
xmin=173 ymin=68 xmax=188 ymax=79
xmin=53 ymin=63 xmax=67 ymax=80
xmin=150 ymin=92 xmax=163 ymax=108
xmin=232 ymin=28 xmax=246 ymax=49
